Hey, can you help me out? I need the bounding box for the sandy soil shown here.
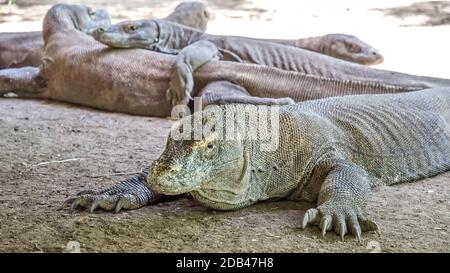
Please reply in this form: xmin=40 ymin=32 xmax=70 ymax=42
xmin=0 ymin=0 xmax=449 ymax=252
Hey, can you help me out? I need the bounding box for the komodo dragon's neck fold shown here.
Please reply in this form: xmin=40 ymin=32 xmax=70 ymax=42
xmin=190 ymin=145 xmax=255 ymax=210
xmin=43 ymin=8 xmax=78 ymax=45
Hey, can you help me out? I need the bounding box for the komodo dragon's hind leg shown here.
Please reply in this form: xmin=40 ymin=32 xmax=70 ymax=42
xmin=64 ymin=170 xmax=166 ymax=213
xmin=0 ymin=67 xmax=46 ymax=96
xmin=199 ymin=81 xmax=294 ymax=107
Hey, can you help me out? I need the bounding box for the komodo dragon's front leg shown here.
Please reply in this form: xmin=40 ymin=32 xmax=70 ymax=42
xmin=167 ymin=40 xmax=296 ymax=106
xmin=66 ymin=170 xmax=164 ymax=213
xmin=300 ymin=156 xmax=379 ymax=241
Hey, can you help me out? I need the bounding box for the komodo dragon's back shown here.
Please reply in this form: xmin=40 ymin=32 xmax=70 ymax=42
xmin=284 ymin=88 xmax=450 ymax=188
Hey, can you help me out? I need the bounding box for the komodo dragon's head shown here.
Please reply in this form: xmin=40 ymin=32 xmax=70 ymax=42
xmin=92 ymin=2 xmax=211 ymax=49
xmin=92 ymin=19 xmax=163 ymax=49
xmin=147 ymin=107 xmax=259 ymax=210
xmin=327 ymin=34 xmax=384 ymax=65
xmin=43 ymin=4 xmax=111 ymax=40
xmin=166 ymin=1 xmax=210 ymax=31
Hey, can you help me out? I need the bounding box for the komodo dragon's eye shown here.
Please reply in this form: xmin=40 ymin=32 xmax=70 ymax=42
xmin=207 ymin=142 xmax=214 ymax=149
xmin=87 ymin=8 xmax=96 ymax=17
xmin=127 ymin=25 xmax=138 ymax=33
xmin=346 ymin=42 xmax=361 ymax=53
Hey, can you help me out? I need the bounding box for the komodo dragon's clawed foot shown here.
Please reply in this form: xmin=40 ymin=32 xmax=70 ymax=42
xmin=64 ymin=172 xmax=161 ymax=213
xmin=301 ymin=203 xmax=379 ymax=242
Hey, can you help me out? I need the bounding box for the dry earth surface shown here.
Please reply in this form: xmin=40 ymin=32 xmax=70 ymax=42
xmin=0 ymin=0 xmax=449 ymax=252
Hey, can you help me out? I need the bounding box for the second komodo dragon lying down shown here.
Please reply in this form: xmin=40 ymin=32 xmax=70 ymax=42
xmin=94 ymin=19 xmax=384 ymax=65
xmin=2 ymin=4 xmax=450 ymax=115
xmin=67 ymin=88 xmax=450 ymax=241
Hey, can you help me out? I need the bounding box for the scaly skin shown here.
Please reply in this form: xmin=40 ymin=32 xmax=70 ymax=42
xmin=163 ymin=1 xmax=210 ymax=31
xmin=0 ymin=32 xmax=43 ymax=69
xmin=0 ymin=1 xmax=210 ymax=69
xmin=67 ymin=88 xmax=450 ymax=241
xmin=266 ymin=34 xmax=384 ymax=65
xmin=2 ymin=4 xmax=450 ymax=116
xmin=95 ymin=20 xmax=383 ymax=65
xmin=93 ymin=19 xmax=450 ymax=106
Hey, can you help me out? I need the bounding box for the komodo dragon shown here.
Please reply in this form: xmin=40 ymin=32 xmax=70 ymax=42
xmin=94 ymin=19 xmax=384 ymax=66
xmin=265 ymin=34 xmax=384 ymax=65
xmin=92 ymin=18 xmax=450 ymax=106
xmin=1 ymin=4 xmax=450 ymax=116
xmin=66 ymin=88 xmax=450 ymax=241
xmin=0 ymin=1 xmax=210 ymax=69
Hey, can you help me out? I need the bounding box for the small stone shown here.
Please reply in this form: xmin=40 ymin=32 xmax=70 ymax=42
xmin=64 ymin=241 xmax=81 ymax=253
xmin=13 ymin=126 xmax=19 ymax=132
xmin=366 ymin=240 xmax=382 ymax=253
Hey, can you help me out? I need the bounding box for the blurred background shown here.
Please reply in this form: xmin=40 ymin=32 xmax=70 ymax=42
xmin=1 ymin=0 xmax=449 ymax=78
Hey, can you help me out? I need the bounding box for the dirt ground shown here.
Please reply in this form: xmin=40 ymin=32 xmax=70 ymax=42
xmin=0 ymin=0 xmax=449 ymax=252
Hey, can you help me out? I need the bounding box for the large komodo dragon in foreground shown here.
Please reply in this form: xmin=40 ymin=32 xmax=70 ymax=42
xmin=1 ymin=4 xmax=450 ymax=115
xmin=0 ymin=1 xmax=211 ymax=69
xmin=67 ymin=89 xmax=450 ymax=241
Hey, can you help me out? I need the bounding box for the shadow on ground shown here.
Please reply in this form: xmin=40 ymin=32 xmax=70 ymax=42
xmin=373 ymin=1 xmax=450 ymax=26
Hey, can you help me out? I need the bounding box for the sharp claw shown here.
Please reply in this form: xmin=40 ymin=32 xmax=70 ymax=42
xmin=115 ymin=198 xmax=124 ymax=213
xmin=185 ymin=90 xmax=193 ymax=101
xmin=89 ymin=199 xmax=101 ymax=213
xmin=302 ymin=208 xmax=319 ymax=229
xmin=340 ymin=222 xmax=347 ymax=241
xmin=302 ymin=213 xmax=309 ymax=230
xmin=369 ymin=220 xmax=380 ymax=233
xmin=70 ymin=198 xmax=82 ymax=211
xmin=320 ymin=215 xmax=332 ymax=237
xmin=360 ymin=219 xmax=380 ymax=234
xmin=375 ymin=226 xmax=381 ymax=236
xmin=356 ymin=229 xmax=362 ymax=243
